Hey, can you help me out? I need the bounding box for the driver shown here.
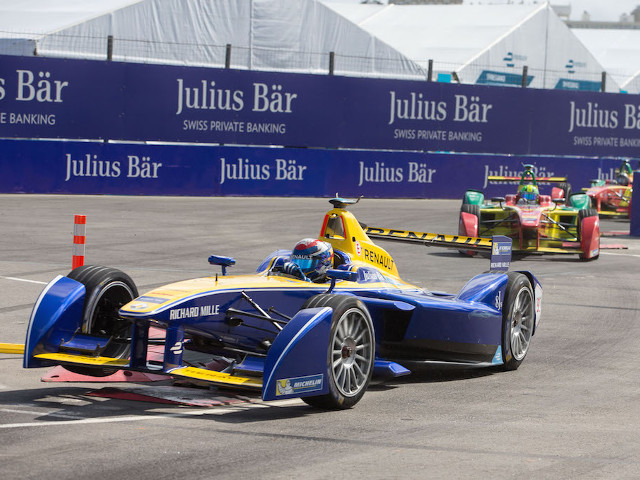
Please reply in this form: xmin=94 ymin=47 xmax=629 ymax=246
xmin=518 ymin=184 xmax=539 ymax=204
xmin=281 ymin=238 xmax=333 ymax=283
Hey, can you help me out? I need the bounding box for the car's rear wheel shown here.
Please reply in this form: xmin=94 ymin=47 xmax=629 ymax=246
xmin=301 ymin=294 xmax=374 ymax=409
xmin=66 ymin=265 xmax=138 ymax=376
xmin=558 ymin=182 xmax=572 ymax=206
xmin=501 ymin=273 xmax=534 ymax=371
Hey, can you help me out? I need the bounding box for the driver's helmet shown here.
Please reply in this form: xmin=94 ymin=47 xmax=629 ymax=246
xmin=615 ymin=171 xmax=630 ymax=186
xmin=290 ymin=238 xmax=333 ymax=281
xmin=519 ymin=184 xmax=539 ymax=203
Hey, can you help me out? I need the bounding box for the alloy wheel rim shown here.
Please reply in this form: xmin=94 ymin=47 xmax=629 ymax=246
xmin=511 ymin=287 xmax=534 ymax=361
xmin=330 ymin=307 xmax=373 ymax=397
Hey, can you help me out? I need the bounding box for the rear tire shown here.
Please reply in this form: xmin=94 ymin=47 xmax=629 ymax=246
xmin=66 ymin=265 xmax=138 ymax=375
xmin=301 ymin=294 xmax=374 ymax=410
xmin=558 ymin=182 xmax=572 ymax=206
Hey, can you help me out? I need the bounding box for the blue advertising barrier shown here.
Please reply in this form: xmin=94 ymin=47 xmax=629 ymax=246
xmin=0 ymin=138 xmax=631 ymax=199
xmin=1 ymin=55 xmax=640 ymax=157
xmin=631 ymin=181 xmax=640 ymax=237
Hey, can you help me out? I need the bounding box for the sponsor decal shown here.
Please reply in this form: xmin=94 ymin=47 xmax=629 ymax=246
xmin=357 ymin=161 xmax=437 ymax=187
xmin=275 ymin=374 xmax=323 ymax=396
xmin=358 ymin=268 xmax=383 ymax=283
xmin=175 ymin=79 xmax=299 ymax=116
xmin=494 ymin=291 xmax=503 ymax=310
xmin=219 ymin=157 xmax=307 ymax=184
xmin=170 ymin=341 xmax=183 ymax=355
xmin=387 ymin=91 xmax=493 ymax=126
xmin=169 ymin=304 xmax=220 ymax=320
xmin=491 ymin=346 xmax=503 ymax=365
xmin=490 ymin=240 xmax=511 ymax=271
xmin=492 ymin=241 xmax=511 ymax=256
xmin=490 ymin=261 xmax=510 ymax=270
xmin=363 ymin=248 xmax=394 ymax=271
xmin=477 ymin=70 xmax=531 ymax=87
xmin=136 ymin=296 xmax=168 ymax=304
xmin=128 ymin=302 xmax=149 ymax=310
xmin=64 ymin=153 xmax=162 ymax=182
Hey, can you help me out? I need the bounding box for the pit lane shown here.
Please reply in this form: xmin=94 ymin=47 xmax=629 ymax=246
xmin=1 ymin=195 xmax=639 ymax=479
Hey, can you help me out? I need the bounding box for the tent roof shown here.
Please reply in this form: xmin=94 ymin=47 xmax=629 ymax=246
xmin=0 ymin=0 xmax=142 ymax=37
xmin=572 ymin=28 xmax=640 ymax=89
xmin=322 ymin=3 xmax=544 ymax=66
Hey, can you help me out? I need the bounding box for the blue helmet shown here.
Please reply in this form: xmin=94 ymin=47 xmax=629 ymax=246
xmin=290 ymin=238 xmax=333 ymax=281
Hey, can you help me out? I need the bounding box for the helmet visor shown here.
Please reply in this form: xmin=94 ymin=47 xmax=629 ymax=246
xmin=291 ymin=257 xmax=316 ymax=272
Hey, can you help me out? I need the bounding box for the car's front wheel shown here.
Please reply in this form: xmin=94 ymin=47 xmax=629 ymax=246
xmin=66 ymin=265 xmax=138 ymax=376
xmin=300 ymin=294 xmax=374 ymax=409
xmin=501 ymin=273 xmax=535 ymax=371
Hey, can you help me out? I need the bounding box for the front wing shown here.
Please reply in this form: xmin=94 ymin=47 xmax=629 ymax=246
xmin=23 ymin=276 xmax=408 ymax=401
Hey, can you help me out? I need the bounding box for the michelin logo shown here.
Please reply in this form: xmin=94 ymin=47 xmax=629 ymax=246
xmin=275 ymin=374 xmax=323 ymax=396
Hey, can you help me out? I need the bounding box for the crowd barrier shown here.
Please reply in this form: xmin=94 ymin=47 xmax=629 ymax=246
xmin=1 ymin=54 xmax=640 ymax=157
xmin=0 ymin=138 xmax=628 ymax=200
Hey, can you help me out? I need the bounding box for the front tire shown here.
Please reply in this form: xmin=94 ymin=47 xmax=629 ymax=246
xmin=501 ymin=273 xmax=534 ymax=371
xmin=66 ymin=265 xmax=138 ymax=375
xmin=459 ymin=204 xmax=481 ymax=256
xmin=301 ymin=294 xmax=374 ymax=409
xmin=577 ymin=208 xmax=599 ymax=261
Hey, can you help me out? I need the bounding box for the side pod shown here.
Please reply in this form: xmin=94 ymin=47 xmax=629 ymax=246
xmin=24 ymin=276 xmax=86 ymax=368
xmin=262 ymin=307 xmax=333 ymax=402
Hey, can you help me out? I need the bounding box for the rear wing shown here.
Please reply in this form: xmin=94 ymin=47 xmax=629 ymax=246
xmin=364 ymin=227 xmax=512 ymax=272
xmin=487 ymin=175 xmax=567 ymax=183
xmin=488 ymin=164 xmax=567 ymax=186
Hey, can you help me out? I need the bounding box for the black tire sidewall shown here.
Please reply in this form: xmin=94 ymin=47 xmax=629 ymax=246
xmin=501 ymin=273 xmax=533 ymax=371
xmin=68 ymin=265 xmax=138 ymax=332
xmin=301 ymin=294 xmax=374 ymax=409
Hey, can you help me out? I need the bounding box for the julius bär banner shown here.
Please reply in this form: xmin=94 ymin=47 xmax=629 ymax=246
xmin=0 ymin=138 xmax=629 ymax=198
xmin=0 ymin=54 xmax=639 ymax=156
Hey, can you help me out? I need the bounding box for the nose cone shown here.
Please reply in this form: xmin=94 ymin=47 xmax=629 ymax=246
xmin=519 ymin=207 xmax=542 ymax=227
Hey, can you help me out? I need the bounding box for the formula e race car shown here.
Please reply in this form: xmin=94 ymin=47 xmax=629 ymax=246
xmin=583 ymin=159 xmax=634 ymax=218
xmin=460 ymin=164 xmax=599 ymax=260
xmin=24 ymin=198 xmax=542 ymax=410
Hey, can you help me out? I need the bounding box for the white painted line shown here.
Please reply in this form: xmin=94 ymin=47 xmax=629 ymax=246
xmin=0 ymin=399 xmax=303 ymax=429
xmin=0 ymin=276 xmax=48 ymax=285
xmin=600 ymin=252 xmax=640 ymax=258
xmin=0 ymin=408 xmax=84 ymax=420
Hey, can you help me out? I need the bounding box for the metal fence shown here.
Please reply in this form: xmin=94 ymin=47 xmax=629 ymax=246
xmin=0 ymin=30 xmax=626 ymax=92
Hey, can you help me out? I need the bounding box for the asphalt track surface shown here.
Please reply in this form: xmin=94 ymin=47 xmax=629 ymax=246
xmin=1 ymin=195 xmax=639 ymax=479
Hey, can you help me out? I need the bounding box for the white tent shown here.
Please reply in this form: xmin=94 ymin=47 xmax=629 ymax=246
xmin=324 ymin=2 xmax=619 ymax=91
xmin=0 ymin=0 xmax=621 ymax=91
xmin=0 ymin=0 xmax=424 ymax=78
xmin=572 ymin=28 xmax=640 ymax=94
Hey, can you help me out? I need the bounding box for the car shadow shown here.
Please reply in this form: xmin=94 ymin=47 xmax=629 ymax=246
xmin=0 ymin=363 xmax=505 ymax=425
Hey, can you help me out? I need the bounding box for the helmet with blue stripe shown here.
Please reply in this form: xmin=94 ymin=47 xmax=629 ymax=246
xmin=290 ymin=238 xmax=333 ymax=281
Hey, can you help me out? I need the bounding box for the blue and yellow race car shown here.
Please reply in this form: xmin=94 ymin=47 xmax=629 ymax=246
xmin=24 ymin=198 xmax=542 ymax=409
